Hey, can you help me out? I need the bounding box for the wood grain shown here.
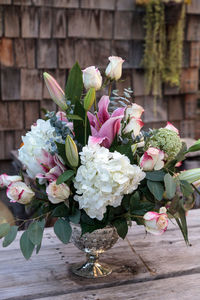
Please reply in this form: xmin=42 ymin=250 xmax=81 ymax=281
xmin=0 ymin=210 xmax=200 ymax=300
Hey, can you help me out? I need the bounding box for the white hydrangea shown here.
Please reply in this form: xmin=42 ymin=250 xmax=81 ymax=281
xmin=74 ymin=144 xmax=146 ymax=220
xmin=18 ymin=119 xmax=56 ymax=178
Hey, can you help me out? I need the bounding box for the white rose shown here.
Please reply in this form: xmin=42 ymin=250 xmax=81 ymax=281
xmin=82 ymin=66 xmax=102 ymax=91
xmin=123 ymin=117 xmax=144 ymax=137
xmin=7 ymin=182 xmax=35 ymax=205
xmin=46 ymin=180 xmax=70 ymax=204
xmin=0 ymin=174 xmax=22 ymax=188
xmin=105 ymin=56 xmax=124 ymax=81
xmin=140 ymin=147 xmax=165 ymax=171
xmin=125 ymin=103 xmax=144 ymax=120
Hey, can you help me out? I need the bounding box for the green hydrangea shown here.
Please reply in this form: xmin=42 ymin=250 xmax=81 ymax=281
xmin=148 ymin=128 xmax=182 ymax=161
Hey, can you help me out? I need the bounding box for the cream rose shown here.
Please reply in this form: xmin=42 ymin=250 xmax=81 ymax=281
xmin=7 ymin=182 xmax=35 ymax=205
xmin=46 ymin=180 xmax=70 ymax=204
xmin=0 ymin=174 xmax=22 ymax=188
xmin=143 ymin=207 xmax=168 ymax=235
xmin=140 ymin=147 xmax=165 ymax=171
xmin=105 ymin=56 xmax=124 ymax=81
xmin=82 ymin=66 xmax=102 ymax=91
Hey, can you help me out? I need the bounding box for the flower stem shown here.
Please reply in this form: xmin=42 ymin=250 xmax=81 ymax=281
xmin=108 ymin=82 xmax=112 ymax=97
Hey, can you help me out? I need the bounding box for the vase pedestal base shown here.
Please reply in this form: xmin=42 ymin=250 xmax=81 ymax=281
xmin=71 ymin=259 xmax=112 ymax=278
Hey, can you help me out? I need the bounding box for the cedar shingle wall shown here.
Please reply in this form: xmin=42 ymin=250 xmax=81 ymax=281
xmin=0 ymin=0 xmax=200 ymax=161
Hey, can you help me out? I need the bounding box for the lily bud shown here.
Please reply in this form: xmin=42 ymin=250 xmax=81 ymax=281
xmin=65 ymin=135 xmax=79 ymax=168
xmin=178 ymin=168 xmax=200 ymax=184
xmin=43 ymin=72 xmax=67 ymax=111
xmin=84 ymin=87 xmax=96 ymax=111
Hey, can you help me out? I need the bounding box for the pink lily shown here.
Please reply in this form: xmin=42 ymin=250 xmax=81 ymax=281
xmin=87 ymin=96 xmax=125 ymax=148
xmin=36 ymin=150 xmax=66 ymax=182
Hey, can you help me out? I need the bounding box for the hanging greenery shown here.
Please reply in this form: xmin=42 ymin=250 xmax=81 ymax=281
xmin=136 ymin=0 xmax=190 ymax=99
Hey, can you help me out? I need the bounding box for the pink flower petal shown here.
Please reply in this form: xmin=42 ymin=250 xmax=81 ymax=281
xmin=165 ymin=122 xmax=179 ymax=135
xmin=143 ymin=211 xmax=159 ymax=221
xmin=97 ymin=96 xmax=110 ymax=124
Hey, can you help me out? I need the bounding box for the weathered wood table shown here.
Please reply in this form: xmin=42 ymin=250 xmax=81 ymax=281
xmin=1 ymin=209 xmax=200 ymax=300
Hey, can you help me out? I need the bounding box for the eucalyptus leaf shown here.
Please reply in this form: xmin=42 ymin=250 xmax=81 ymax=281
xmin=20 ymin=231 xmax=35 ymax=260
xmin=56 ymin=170 xmax=75 ymax=185
xmin=54 ymin=219 xmax=72 ymax=244
xmin=164 ymin=173 xmax=177 ymax=199
xmin=28 ymin=222 xmax=43 ymax=246
xmin=69 ymin=209 xmax=81 ymax=224
xmin=112 ymin=218 xmax=128 ymax=239
xmin=145 ymin=170 xmax=166 ymax=182
xmin=52 ymin=203 xmax=70 ymax=217
xmin=3 ymin=226 xmax=18 ymax=247
xmin=147 ymin=180 xmax=164 ymax=201
xmin=0 ymin=223 xmax=10 ymax=238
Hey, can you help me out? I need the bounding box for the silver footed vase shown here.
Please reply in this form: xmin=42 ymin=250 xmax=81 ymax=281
xmin=71 ymin=224 xmax=119 ymax=278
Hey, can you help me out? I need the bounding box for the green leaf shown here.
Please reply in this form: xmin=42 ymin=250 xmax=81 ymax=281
xmin=69 ymin=209 xmax=81 ymax=224
xmin=130 ymin=192 xmax=154 ymax=215
xmin=73 ymin=101 xmax=91 ymax=145
xmin=83 ymin=87 xmax=96 ymax=111
xmin=54 ymin=219 xmax=72 ymax=244
xmin=112 ymin=144 xmax=134 ymax=164
xmin=51 ymin=203 xmax=70 ymax=217
xmin=3 ymin=226 xmax=18 ymax=247
xmin=36 ymin=243 xmax=41 ymax=254
xmin=0 ymin=223 xmax=10 ymax=238
xmin=145 ymin=170 xmax=166 ymax=182
xmin=80 ymin=222 xmax=104 ymax=235
xmin=65 ymin=62 xmax=83 ymax=104
xmin=147 ymin=180 xmax=164 ymax=201
xmin=187 ymin=139 xmax=200 ymax=153
xmin=66 ymin=114 xmax=83 ymax=121
xmin=20 ymin=231 xmax=35 ymax=260
xmin=55 ymin=142 xmax=67 ymax=164
xmin=28 ymin=222 xmax=43 ymax=246
xmin=56 ymin=170 xmax=75 ymax=185
xmin=164 ymin=173 xmax=177 ymax=199
xmin=180 ymin=180 xmax=193 ymax=197
xmin=112 ymin=218 xmax=128 ymax=239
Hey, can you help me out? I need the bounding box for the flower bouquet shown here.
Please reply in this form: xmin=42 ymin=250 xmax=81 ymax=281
xmin=0 ymin=56 xmax=200 ymax=275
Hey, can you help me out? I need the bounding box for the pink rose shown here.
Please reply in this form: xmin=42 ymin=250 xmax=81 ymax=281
xmin=144 ymin=207 xmax=168 ymax=235
xmin=7 ymin=182 xmax=35 ymax=205
xmin=140 ymin=147 xmax=165 ymax=171
xmin=165 ymin=122 xmax=179 ymax=135
xmin=0 ymin=174 xmax=22 ymax=188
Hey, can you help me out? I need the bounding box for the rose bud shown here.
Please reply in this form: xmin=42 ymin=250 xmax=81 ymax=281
xmin=125 ymin=103 xmax=144 ymax=120
xmin=7 ymin=182 xmax=35 ymax=205
xmin=105 ymin=56 xmax=124 ymax=81
xmin=165 ymin=122 xmax=179 ymax=135
xmin=82 ymin=66 xmax=102 ymax=91
xmin=143 ymin=207 xmax=168 ymax=235
xmin=0 ymin=174 xmax=22 ymax=188
xmin=123 ymin=117 xmax=144 ymax=137
xmin=46 ymin=180 xmax=70 ymax=204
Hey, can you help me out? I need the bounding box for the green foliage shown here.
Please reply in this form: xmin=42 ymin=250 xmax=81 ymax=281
xmin=112 ymin=218 xmax=128 ymax=239
xmin=73 ymin=101 xmax=91 ymax=145
xmin=56 ymin=170 xmax=75 ymax=185
xmin=54 ymin=218 xmax=72 ymax=244
xmin=65 ymin=62 xmax=83 ymax=104
xmin=130 ymin=192 xmax=154 ymax=216
xmin=3 ymin=226 xmax=18 ymax=247
xmin=147 ymin=180 xmax=164 ymax=201
xmin=83 ymin=87 xmax=96 ymax=111
xmin=180 ymin=180 xmax=194 ymax=197
xmin=20 ymin=231 xmax=35 ymax=260
xmin=55 ymin=142 xmax=68 ymax=164
xmin=28 ymin=222 xmax=43 ymax=246
xmin=143 ymin=1 xmax=186 ymax=100
xmin=51 ymin=203 xmax=70 ymax=217
xmin=164 ymin=173 xmax=177 ymax=199
xmin=0 ymin=223 xmax=10 ymax=238
xmin=145 ymin=170 xmax=166 ymax=181
xmin=186 ymin=139 xmax=200 ymax=153
xmin=69 ymin=209 xmax=81 ymax=224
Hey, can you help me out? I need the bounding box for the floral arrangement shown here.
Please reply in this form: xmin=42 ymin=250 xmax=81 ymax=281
xmin=0 ymin=56 xmax=200 ymax=260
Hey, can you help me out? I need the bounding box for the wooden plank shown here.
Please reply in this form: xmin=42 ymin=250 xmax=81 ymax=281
xmin=0 ymin=210 xmax=200 ymax=300
xmin=35 ymin=273 xmax=200 ymax=300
